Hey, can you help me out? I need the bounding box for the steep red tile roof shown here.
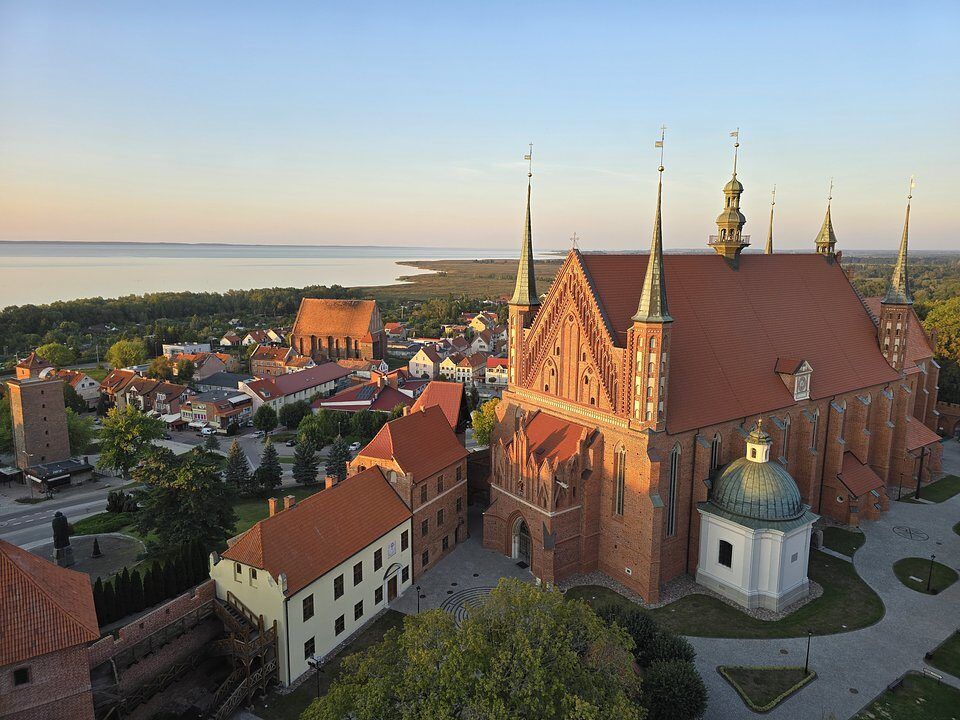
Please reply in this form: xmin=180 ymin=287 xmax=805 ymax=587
xmin=411 ymin=381 xmax=466 ymax=430
xmin=862 ymin=297 xmax=935 ymax=369
xmin=458 ymin=352 xmax=486 ymax=369
xmin=1 ymin=539 xmax=99 ymax=665
xmin=271 ymin=363 xmax=351 ymax=394
xmin=414 ymin=346 xmax=442 ymax=364
xmin=521 ymin=411 xmax=593 ymax=466
xmin=838 ymin=452 xmax=885 ymax=498
xmin=17 ymin=352 xmax=52 ymax=370
xmin=369 ymin=386 xmax=415 ymax=412
xmin=101 ymin=368 xmax=137 ymax=393
xmin=245 ymin=329 xmax=271 ymax=343
xmin=285 ymin=356 xmax=314 ymax=369
xmin=153 ymin=381 xmax=188 ymax=398
xmin=904 ymin=415 xmax=942 ymax=451
xmin=54 ymin=369 xmax=92 ymax=389
xmin=358 ymin=405 xmax=467 ymax=480
xmin=578 ymin=252 xmax=900 ymax=434
xmin=486 ymin=357 xmax=508 ymax=369
xmin=291 ymin=299 xmax=380 ymax=339
xmin=125 ymin=377 xmax=160 ymax=395
xmin=385 ymin=322 xmax=405 ymax=332
xmin=250 ymin=345 xmax=291 ymax=362
xmin=222 ymin=467 xmax=410 ymax=594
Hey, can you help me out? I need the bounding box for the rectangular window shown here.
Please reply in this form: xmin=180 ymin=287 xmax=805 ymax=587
xmin=302 ymin=594 xmax=314 ymax=621
xmin=456 ymin=496 xmax=463 ymax=513
xmin=437 ymin=475 xmax=444 ymax=493
xmin=718 ymin=540 xmax=733 ymax=568
xmin=303 ymin=637 xmax=315 ymax=660
xmin=249 ymin=568 xmax=258 ymax=586
xmin=335 ymin=615 xmax=345 ymax=636
xmin=401 ymin=530 xmax=409 ymax=551
xmin=13 ymin=667 xmax=30 ymax=686
xmin=334 ymin=574 xmax=344 ymax=600
xmin=375 ymin=586 xmax=384 ymax=604
xmin=374 ymin=548 xmax=382 ymax=571
xmin=402 ymin=565 xmax=409 ymax=583
xmin=353 ymin=561 xmax=363 ymax=586
xmin=421 ymin=549 xmax=430 ymax=567
xmin=421 ymin=518 xmax=429 ymax=536
xmin=234 ymin=563 xmax=242 ymax=582
xmin=442 ymin=535 xmax=449 ymax=551
xmin=456 ymin=465 xmax=462 ymax=481
xmin=437 ymin=508 xmax=444 ymax=526
xmin=354 ymin=600 xmax=364 ymax=620
xmin=420 ymin=485 xmax=428 ymax=504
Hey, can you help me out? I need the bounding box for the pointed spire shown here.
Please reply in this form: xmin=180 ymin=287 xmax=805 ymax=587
xmin=764 ymin=185 xmax=776 ymax=254
xmin=814 ymin=179 xmax=838 ymax=255
xmin=633 ymin=128 xmax=672 ymax=324
xmin=509 ymin=143 xmax=539 ymax=307
xmin=883 ymin=177 xmax=915 ymax=305
xmin=710 ymin=130 xmax=749 ymax=260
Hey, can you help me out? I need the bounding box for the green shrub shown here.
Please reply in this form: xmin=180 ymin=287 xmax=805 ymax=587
xmin=649 ymin=630 xmax=697 ymax=665
xmin=71 ymin=511 xmax=134 ymax=536
xmin=643 ymin=659 xmax=707 ymax=720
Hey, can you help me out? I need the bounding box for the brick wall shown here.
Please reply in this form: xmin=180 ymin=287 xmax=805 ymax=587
xmin=0 ymin=645 xmax=94 ymax=720
xmin=7 ymin=377 xmax=71 ymax=471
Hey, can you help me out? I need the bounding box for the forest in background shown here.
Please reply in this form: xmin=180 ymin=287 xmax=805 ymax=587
xmin=0 ymin=253 xmax=957 ymax=403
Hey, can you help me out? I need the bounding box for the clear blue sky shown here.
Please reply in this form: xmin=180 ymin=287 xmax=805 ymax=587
xmin=1 ymin=1 xmax=957 ymax=251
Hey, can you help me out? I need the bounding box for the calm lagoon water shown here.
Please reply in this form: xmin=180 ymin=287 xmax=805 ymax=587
xmin=0 ymin=242 xmax=517 ymax=307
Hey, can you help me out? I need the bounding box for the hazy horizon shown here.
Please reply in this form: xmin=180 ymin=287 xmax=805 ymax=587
xmin=1 ymin=2 xmax=958 ymax=252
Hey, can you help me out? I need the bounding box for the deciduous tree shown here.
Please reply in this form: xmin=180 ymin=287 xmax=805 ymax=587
xmin=278 ymin=400 xmax=311 ymax=430
xmin=471 ymin=398 xmax=499 ymax=446
xmin=147 ymin=355 xmax=174 ymax=381
xmin=106 ymin=339 xmax=148 ymax=369
xmin=66 ymin=409 xmax=96 ymax=454
xmin=97 ymin=406 xmax=165 ymax=479
xmin=253 ymin=404 xmax=278 ymax=434
xmin=63 ymin=383 xmax=88 ymax=413
xmin=36 ymin=342 xmax=76 ymax=368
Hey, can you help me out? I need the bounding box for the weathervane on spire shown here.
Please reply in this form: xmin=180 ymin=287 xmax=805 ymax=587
xmin=828 ymin=177 xmax=834 ymax=206
xmin=730 ymin=128 xmax=740 ymax=176
xmin=907 ymin=174 xmax=916 ymax=201
xmin=524 ymin=143 xmax=533 ymax=178
xmin=655 ymin=124 xmax=666 ymax=172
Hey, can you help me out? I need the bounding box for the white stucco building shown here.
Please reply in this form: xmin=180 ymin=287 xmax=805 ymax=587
xmin=696 ymin=419 xmax=817 ymax=612
xmin=211 ymin=467 xmax=413 ymax=685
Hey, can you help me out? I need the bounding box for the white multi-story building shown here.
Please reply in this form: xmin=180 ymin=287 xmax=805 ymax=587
xmin=211 ymin=468 xmax=413 ymax=685
xmin=161 ymin=342 xmax=211 ymax=357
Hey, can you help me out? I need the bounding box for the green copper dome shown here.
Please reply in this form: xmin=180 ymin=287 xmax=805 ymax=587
xmin=711 ymin=457 xmax=804 ymax=522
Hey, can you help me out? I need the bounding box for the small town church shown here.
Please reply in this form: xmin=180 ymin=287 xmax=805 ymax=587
xmin=483 ymin=148 xmax=942 ymax=605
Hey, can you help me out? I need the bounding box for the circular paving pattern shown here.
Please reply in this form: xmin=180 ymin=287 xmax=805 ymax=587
xmin=439 ymin=586 xmax=496 ymax=625
xmin=893 ymin=526 xmax=929 ymax=541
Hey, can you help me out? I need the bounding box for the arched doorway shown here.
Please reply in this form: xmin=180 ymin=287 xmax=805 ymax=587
xmin=383 ymin=563 xmax=402 ymax=603
xmin=512 ymin=517 xmax=531 ymax=568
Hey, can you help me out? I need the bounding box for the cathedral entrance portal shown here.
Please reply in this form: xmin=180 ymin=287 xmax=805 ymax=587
xmin=512 ymin=517 xmax=532 ymax=568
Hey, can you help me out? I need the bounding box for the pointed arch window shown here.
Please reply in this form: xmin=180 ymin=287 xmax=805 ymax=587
xmin=810 ymin=409 xmax=820 ymax=450
xmin=710 ymin=433 xmax=722 ymax=472
xmin=838 ymin=400 xmax=847 ymax=441
xmin=614 ymin=446 xmax=626 ymax=516
xmin=782 ymin=415 xmax=791 ymax=465
xmin=666 ymin=444 xmax=681 ymax=537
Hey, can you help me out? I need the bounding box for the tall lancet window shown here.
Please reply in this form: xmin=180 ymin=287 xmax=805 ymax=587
xmin=810 ymin=409 xmax=820 ymax=451
xmin=710 ymin=433 xmax=722 ymax=472
xmin=666 ymin=444 xmax=681 ymax=537
xmin=614 ymin=446 xmax=626 ymax=516
xmin=838 ymin=400 xmax=848 ymax=442
xmin=782 ymin=415 xmax=791 ymax=465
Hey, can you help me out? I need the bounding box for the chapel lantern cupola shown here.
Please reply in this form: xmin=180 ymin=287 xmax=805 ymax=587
xmin=814 ymin=180 xmax=839 ymax=257
xmin=709 ymin=131 xmax=750 ymax=261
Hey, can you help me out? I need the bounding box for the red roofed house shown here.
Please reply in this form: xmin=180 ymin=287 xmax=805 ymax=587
xmin=240 ymin=362 xmax=353 ymax=412
xmin=54 ymin=369 xmax=101 ymax=409
xmin=384 ymin=322 xmax=407 ymax=340
xmin=483 ymin=166 xmax=943 ymax=605
xmin=99 ymin=368 xmax=138 ymax=407
xmin=410 ymin=381 xmax=470 ymax=438
xmin=408 ymin=346 xmax=442 ymax=379
xmin=350 ymin=405 xmax=469 ymax=578
xmin=249 ymin=345 xmax=294 ymax=377
xmin=0 ymin=538 xmax=99 ymax=720
xmin=211 ymin=469 xmax=412 ymax=686
xmin=485 ymin=356 xmax=509 ymax=387
xmin=315 ymin=369 xmax=424 ymax=415
xmin=290 ymin=298 xmax=384 ymax=362
xmin=171 ymin=352 xmax=227 ymax=381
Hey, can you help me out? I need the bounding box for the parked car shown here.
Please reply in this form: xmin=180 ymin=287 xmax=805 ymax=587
xmin=285 ymin=439 xmax=297 ymax=447
xmin=348 ymin=441 xmax=362 ymax=452
xmin=252 ymin=430 xmax=265 ymax=438
xmin=163 ymin=433 xmax=173 ymax=440
xmin=201 ymin=427 xmax=215 ymax=436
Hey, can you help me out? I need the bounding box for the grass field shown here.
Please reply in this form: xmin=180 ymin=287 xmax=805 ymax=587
xmin=254 ymin=610 xmax=406 ymax=720
xmin=567 ymin=550 xmax=884 ymax=638
xmin=854 ymin=672 xmax=960 ymax=719
xmin=822 ymin=527 xmax=866 ymax=557
xmin=718 ymin=666 xmax=815 ymax=712
xmin=892 ymin=557 xmax=958 ymax=595
xmin=230 ymin=484 xmax=325 ymax=535
xmin=899 ymin=475 xmax=960 ymax=503
xmin=927 ymin=632 xmax=960 ymax=679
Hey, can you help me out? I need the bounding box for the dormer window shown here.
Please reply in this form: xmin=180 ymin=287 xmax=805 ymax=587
xmin=776 ymin=358 xmax=812 ymax=402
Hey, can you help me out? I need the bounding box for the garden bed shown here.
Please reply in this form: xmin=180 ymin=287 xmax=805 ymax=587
xmin=854 ymin=671 xmax=960 ymax=719
xmin=892 ymin=557 xmax=958 ymax=595
xmin=899 ymin=475 xmax=960 ymax=503
xmin=718 ymin=665 xmax=815 ymax=712
xmin=927 ymin=632 xmax=960 ymax=679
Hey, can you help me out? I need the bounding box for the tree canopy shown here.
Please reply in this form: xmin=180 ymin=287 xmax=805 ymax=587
xmin=292 ymin=438 xmax=320 ymax=485
xmin=325 ymin=437 xmax=350 ymax=483
xmin=106 ymin=339 xmax=148 ymax=369
xmin=147 ymin=355 xmax=174 ymax=380
xmin=66 ymin=409 xmax=96 ymax=455
xmin=36 ymin=342 xmax=76 ymax=368
xmin=471 ymin=398 xmax=499 ymax=446
xmin=255 ymin=440 xmax=283 ymax=492
xmin=278 ymin=400 xmax=312 ymax=430
xmin=253 ymin=404 xmax=278 ymax=434
xmin=97 ymin=405 xmax=165 ymax=479
xmin=304 ymin=579 xmax=645 ymax=720
xmin=224 ymin=440 xmax=255 ymax=494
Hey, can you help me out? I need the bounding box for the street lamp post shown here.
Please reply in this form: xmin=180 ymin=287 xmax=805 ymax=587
xmin=926 ymin=554 xmax=937 ymax=593
xmin=416 ymin=585 xmax=421 ymax=614
xmin=804 ymin=630 xmax=813 ymax=674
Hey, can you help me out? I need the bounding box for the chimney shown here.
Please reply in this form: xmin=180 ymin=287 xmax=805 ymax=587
xmin=402 ymin=406 xmax=410 ymax=416
xmin=284 ymin=494 xmax=296 ymax=511
xmin=267 ymin=497 xmax=278 ymax=517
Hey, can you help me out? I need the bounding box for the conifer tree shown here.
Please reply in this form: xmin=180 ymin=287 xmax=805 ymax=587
xmin=92 ymin=537 xmax=103 ymax=558
xmin=101 ymin=582 xmax=117 ymax=625
xmin=255 ymin=440 xmax=283 ymax=492
xmin=203 ymin=432 xmax=221 ymax=451
xmin=93 ymin=577 xmax=105 ymax=625
xmin=130 ymin=569 xmax=144 ymax=613
xmin=225 ymin=441 xmax=253 ymax=492
xmin=325 ymin=436 xmax=351 ymax=483
xmin=292 ymin=439 xmax=319 ymax=485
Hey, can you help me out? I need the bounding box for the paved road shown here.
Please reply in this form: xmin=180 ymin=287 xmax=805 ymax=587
xmin=693 ymin=440 xmax=960 ymax=720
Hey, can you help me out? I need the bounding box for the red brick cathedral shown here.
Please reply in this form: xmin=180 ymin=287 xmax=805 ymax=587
xmin=483 ymin=157 xmax=942 ymax=603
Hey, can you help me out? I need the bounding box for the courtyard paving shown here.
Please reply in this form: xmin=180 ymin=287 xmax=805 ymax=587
xmin=692 ymin=438 xmax=960 ymax=720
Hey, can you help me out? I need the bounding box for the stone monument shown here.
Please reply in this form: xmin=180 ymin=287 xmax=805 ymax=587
xmin=52 ymin=511 xmax=75 ymax=567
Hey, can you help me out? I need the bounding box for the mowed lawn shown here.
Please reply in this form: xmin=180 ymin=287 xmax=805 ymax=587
xmin=821 ymin=526 xmax=866 ymax=557
xmin=892 ymin=557 xmax=959 ymax=595
xmin=899 ymin=474 xmax=960 ymax=503
xmin=854 ymin=672 xmax=960 ymax=719
xmin=231 ymin=485 xmax=325 ymax=535
xmin=928 ymin=632 xmax=960 ymax=679
xmin=567 ymin=550 xmax=884 ymax=638
xmin=254 ymin=610 xmax=406 ymax=720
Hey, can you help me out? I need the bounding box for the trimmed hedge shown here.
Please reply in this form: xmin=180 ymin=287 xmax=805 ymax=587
xmin=71 ymin=511 xmax=135 ymax=536
xmin=718 ymin=665 xmax=816 ymax=712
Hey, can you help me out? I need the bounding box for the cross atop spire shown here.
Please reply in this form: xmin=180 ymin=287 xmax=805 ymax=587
xmin=509 ymin=144 xmax=539 ymax=307
xmin=883 ymin=176 xmax=915 ymax=305
xmin=633 ymin=127 xmax=672 ymax=324
xmin=765 ymin=185 xmax=776 ymax=254
xmin=814 ymin=178 xmax=838 ymax=256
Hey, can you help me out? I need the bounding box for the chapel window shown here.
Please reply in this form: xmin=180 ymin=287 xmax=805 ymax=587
xmin=710 ymin=433 xmax=722 ymax=472
xmin=666 ymin=444 xmax=680 ymax=537
xmin=718 ymin=540 xmax=733 ymax=568
xmin=614 ymin=446 xmax=626 ymax=516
